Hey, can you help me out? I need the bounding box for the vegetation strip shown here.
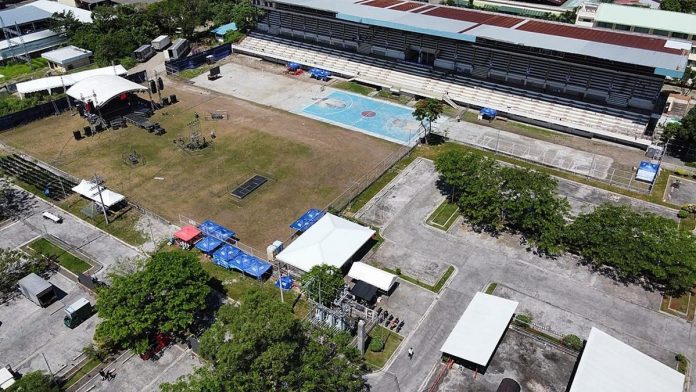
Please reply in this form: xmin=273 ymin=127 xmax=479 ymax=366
xmin=26 ymin=238 xmax=92 ymax=275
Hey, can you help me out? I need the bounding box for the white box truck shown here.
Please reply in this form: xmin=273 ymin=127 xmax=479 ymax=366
xmin=64 ymin=297 xmax=93 ymax=328
xmin=164 ymin=38 xmax=190 ymax=61
xmin=151 ymin=35 xmax=171 ymax=51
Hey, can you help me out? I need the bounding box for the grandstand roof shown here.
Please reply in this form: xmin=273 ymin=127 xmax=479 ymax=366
xmin=595 ymin=4 xmax=696 ymax=37
xmin=274 ymin=0 xmax=689 ymax=75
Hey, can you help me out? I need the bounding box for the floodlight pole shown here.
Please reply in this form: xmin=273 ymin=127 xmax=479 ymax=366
xmin=276 ymin=259 xmax=284 ymax=303
xmin=92 ymin=173 xmax=109 ymax=225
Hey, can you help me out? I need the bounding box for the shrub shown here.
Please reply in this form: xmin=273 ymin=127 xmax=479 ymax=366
xmin=395 ymin=268 xmax=401 ymax=276
xmin=679 ymin=210 xmax=689 ymax=219
xmin=676 ymin=168 xmax=691 ymax=177
xmin=676 ymin=353 xmax=689 ymax=374
xmin=369 ymin=338 xmax=384 ymax=352
xmin=514 ymin=314 xmax=532 ymax=327
xmin=561 ymin=334 xmax=583 ymax=351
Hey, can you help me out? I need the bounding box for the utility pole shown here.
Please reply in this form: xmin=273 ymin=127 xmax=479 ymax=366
xmin=277 ymin=259 xmax=284 ymax=303
xmin=41 ymin=352 xmax=56 ymax=386
xmin=91 ymin=174 xmax=109 ymax=225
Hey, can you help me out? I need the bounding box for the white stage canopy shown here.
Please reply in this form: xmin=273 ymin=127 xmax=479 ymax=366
xmin=348 ymin=262 xmax=396 ymax=292
xmin=16 ymin=65 xmax=127 ymax=95
xmin=67 ymin=75 xmax=146 ymax=108
xmin=71 ymin=180 xmax=125 ymax=208
xmin=440 ymin=292 xmax=518 ymax=367
xmin=276 ymin=213 xmax=374 ymax=272
xmin=569 ymin=327 xmax=685 ymax=392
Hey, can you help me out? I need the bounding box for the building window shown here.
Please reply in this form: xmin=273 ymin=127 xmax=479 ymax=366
xmin=615 ymin=24 xmax=631 ymax=31
xmin=652 ymin=29 xmax=669 ymax=36
xmin=672 ymin=32 xmax=689 ymax=39
xmin=633 ymin=27 xmax=649 ymax=34
xmin=596 ymin=22 xmax=612 ymax=29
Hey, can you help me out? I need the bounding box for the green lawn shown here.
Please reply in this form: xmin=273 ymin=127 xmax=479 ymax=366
xmin=427 ymin=201 xmax=459 ymax=230
xmin=178 ymin=65 xmax=211 ymax=79
xmin=0 ymin=58 xmax=47 ymax=81
xmin=661 ymin=290 xmax=696 ymax=321
xmin=462 ymin=111 xmax=570 ymax=142
xmin=60 ymin=197 xmax=147 ymax=247
xmin=201 ymin=260 xmax=311 ymax=319
xmin=26 ymin=238 xmax=92 ymax=275
xmin=485 ymin=282 xmax=497 ymax=294
xmin=333 ymin=81 xmax=375 ymax=96
xmin=62 ymin=358 xmax=100 ymax=389
xmin=376 ymin=90 xmax=412 ymax=105
xmin=364 ymin=325 xmax=403 ymax=369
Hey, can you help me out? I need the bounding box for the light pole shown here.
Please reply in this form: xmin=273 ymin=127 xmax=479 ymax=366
xmin=91 ymin=174 xmax=109 ymax=225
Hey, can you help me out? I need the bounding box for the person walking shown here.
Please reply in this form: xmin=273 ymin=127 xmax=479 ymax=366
xmin=408 ymin=347 xmax=414 ymax=360
xmin=98 ymin=370 xmax=107 ymax=381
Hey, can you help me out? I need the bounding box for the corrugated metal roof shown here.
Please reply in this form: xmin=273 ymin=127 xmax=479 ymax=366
xmin=272 ymin=0 xmax=689 ymax=72
xmin=41 ymin=45 xmax=92 ymax=64
xmin=595 ymin=4 xmax=696 ymax=37
xmin=0 ymin=6 xmax=51 ymax=26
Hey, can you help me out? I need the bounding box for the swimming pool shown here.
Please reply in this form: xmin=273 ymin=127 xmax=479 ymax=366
xmin=301 ymin=91 xmax=422 ymax=145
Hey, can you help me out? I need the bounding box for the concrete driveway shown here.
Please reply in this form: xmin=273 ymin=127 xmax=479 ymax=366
xmin=361 ymin=158 xmax=695 ymax=392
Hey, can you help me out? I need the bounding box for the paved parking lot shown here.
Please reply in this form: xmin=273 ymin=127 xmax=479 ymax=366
xmin=361 ymin=158 xmax=695 ymax=392
xmin=76 ymin=345 xmax=202 ymax=392
xmin=0 ymin=273 xmax=98 ymax=375
xmin=436 ymin=329 xmax=576 ymax=392
xmin=376 ymin=279 xmax=436 ymax=338
xmin=665 ymin=175 xmax=696 ymax=206
xmin=0 ymin=186 xmax=144 ymax=278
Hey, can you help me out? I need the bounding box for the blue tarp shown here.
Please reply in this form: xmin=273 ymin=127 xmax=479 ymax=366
xmin=199 ymin=220 xmax=236 ymax=240
xmin=309 ymin=68 xmax=331 ymax=80
xmin=287 ymin=62 xmax=300 ymax=71
xmin=231 ymin=253 xmax=272 ymax=278
xmin=290 ymin=208 xmax=325 ymax=232
xmin=195 ymin=236 xmax=223 ymax=253
xmin=480 ymin=108 xmax=497 ymax=118
xmin=212 ymin=22 xmax=237 ymax=37
xmin=275 ymin=275 xmax=294 ymax=290
xmin=636 ymin=161 xmax=660 ymax=183
xmin=212 ymin=244 xmax=242 ymax=268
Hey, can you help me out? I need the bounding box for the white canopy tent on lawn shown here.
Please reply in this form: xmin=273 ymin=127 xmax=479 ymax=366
xmin=71 ymin=179 xmax=125 ymax=208
xmin=276 ymin=213 xmax=375 ymax=272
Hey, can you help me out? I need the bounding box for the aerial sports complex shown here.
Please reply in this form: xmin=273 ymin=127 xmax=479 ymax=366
xmin=237 ymin=0 xmax=692 ymax=146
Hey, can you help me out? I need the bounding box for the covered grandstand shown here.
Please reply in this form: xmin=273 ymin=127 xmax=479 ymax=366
xmin=241 ymin=0 xmax=692 ymax=146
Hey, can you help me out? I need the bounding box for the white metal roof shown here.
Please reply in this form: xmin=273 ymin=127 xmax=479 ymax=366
xmin=29 ymin=0 xmax=92 ymax=23
xmin=41 ymin=45 xmax=92 ymax=65
xmin=569 ymin=327 xmax=685 ymax=392
xmin=0 ymin=367 xmax=15 ymax=389
xmin=440 ymin=292 xmax=518 ymax=366
xmin=16 ymin=65 xmax=126 ymax=94
xmin=66 ymin=75 xmax=146 ymax=108
xmin=71 ymin=179 xmax=126 ymax=208
xmin=0 ymin=29 xmax=58 ymax=51
xmin=276 ymin=213 xmax=375 ymax=272
xmin=0 ymin=5 xmax=50 ymax=26
xmin=348 ymin=262 xmax=396 ymax=292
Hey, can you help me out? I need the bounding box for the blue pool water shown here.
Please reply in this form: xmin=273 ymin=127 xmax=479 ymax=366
xmin=302 ymin=91 xmax=421 ymax=145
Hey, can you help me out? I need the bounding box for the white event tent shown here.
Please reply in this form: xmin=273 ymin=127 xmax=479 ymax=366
xmin=347 ymin=262 xmax=396 ymax=292
xmin=276 ymin=213 xmax=374 ymax=272
xmin=67 ymin=75 xmax=146 ymax=108
xmin=16 ymin=65 xmax=127 ymax=96
xmin=71 ymin=180 xmax=125 ymax=209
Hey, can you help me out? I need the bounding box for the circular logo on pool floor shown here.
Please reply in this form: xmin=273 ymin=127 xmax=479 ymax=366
xmin=361 ymin=110 xmax=376 ymax=118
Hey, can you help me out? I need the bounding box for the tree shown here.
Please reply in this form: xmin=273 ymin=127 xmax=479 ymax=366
xmin=662 ymin=107 xmax=696 ymax=160
xmin=164 ymin=288 xmax=366 ymax=392
xmin=1 ymin=248 xmax=52 ymax=304
xmin=6 ymin=371 xmax=58 ymax=392
xmin=231 ymin=0 xmax=263 ymax=33
xmin=95 ymin=251 xmax=210 ymax=353
xmin=660 ymin=0 xmax=696 ymax=13
xmin=148 ymin=0 xmax=210 ymax=39
xmin=301 ymin=264 xmax=345 ymax=307
xmin=412 ymin=98 xmax=444 ymax=143
xmin=499 ymin=167 xmax=569 ymax=254
xmin=564 ymin=204 xmax=696 ymax=295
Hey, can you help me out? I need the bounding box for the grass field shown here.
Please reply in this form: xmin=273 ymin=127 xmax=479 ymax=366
xmin=333 ymin=81 xmax=375 ymax=96
xmin=62 ymin=358 xmax=100 ymax=389
xmin=426 ymin=201 xmax=459 ymax=231
xmin=26 ymin=237 xmax=92 ymax=275
xmin=0 ymin=58 xmax=47 ymax=81
xmin=0 ymin=83 xmax=398 ymax=249
xmin=661 ymin=290 xmax=696 ymax=321
xmin=364 ymin=325 xmax=403 ymax=369
xmin=201 ymin=258 xmax=311 ymax=319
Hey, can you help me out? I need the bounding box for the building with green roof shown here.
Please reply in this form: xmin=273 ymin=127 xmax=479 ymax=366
xmin=590 ymin=4 xmax=696 ymax=69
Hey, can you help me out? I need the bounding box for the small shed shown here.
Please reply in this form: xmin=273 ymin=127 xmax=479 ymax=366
xmin=212 ymin=22 xmax=237 ymax=42
xmin=348 ymin=262 xmax=397 ymax=292
xmin=17 ymin=273 xmax=56 ymax=307
xmin=41 ymin=45 xmax=92 ymax=73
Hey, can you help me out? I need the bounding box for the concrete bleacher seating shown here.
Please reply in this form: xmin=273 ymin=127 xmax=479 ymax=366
xmin=234 ymin=33 xmax=652 ymax=145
